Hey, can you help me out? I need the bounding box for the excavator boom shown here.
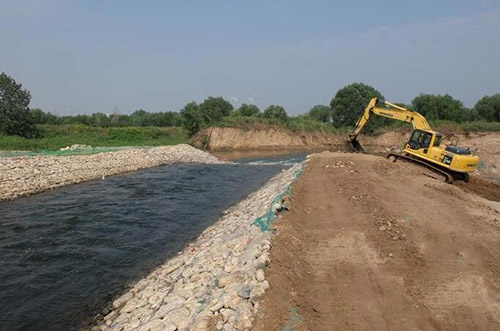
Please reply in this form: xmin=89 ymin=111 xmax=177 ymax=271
xmin=349 ymin=98 xmax=432 ymax=152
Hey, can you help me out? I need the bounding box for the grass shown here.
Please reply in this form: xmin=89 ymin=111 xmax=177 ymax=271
xmin=461 ymin=121 xmax=500 ymax=132
xmin=215 ymin=116 xmax=500 ymax=135
xmin=0 ymin=125 xmax=188 ymax=151
xmin=373 ymin=120 xmax=500 ymax=135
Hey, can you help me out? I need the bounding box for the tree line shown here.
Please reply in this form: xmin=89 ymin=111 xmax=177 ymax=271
xmin=1 ymin=72 xmax=499 ymax=138
xmin=28 ymin=108 xmax=183 ymax=128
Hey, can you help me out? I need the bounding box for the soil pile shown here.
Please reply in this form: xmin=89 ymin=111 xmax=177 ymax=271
xmin=256 ymin=152 xmax=500 ymax=330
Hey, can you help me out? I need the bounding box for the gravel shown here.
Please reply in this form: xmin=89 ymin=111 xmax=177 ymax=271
xmin=0 ymin=144 xmax=224 ymax=201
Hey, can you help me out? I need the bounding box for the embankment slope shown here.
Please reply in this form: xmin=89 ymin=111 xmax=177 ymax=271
xmin=256 ymin=152 xmax=500 ymax=330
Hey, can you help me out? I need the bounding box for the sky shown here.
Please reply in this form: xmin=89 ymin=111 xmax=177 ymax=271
xmin=1 ymin=0 xmax=499 ymax=115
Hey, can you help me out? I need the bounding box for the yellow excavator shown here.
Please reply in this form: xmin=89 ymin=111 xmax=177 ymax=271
xmin=349 ymin=98 xmax=479 ymax=183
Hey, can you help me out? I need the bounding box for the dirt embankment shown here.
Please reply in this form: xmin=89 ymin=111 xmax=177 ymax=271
xmin=193 ymin=127 xmax=500 ymax=182
xmin=255 ymin=152 xmax=500 ymax=330
xmin=193 ymin=126 xmax=499 ymax=153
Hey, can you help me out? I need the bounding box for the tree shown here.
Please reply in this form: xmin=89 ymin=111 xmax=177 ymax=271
xmin=0 ymin=72 xmax=37 ymax=137
xmin=330 ymin=83 xmax=384 ymax=128
xmin=473 ymin=93 xmax=500 ymax=122
xmin=238 ymin=103 xmax=260 ymax=117
xmin=29 ymin=108 xmax=58 ymax=125
xmin=263 ymin=105 xmax=288 ymax=121
xmin=180 ymin=102 xmax=203 ymax=134
xmin=308 ymin=105 xmax=331 ymax=123
xmin=161 ymin=111 xmax=182 ymax=126
xmin=199 ymin=97 xmax=233 ymax=123
xmin=129 ymin=109 xmax=148 ymax=126
xmin=411 ymin=94 xmax=469 ymax=122
xmin=91 ymin=112 xmax=111 ymax=127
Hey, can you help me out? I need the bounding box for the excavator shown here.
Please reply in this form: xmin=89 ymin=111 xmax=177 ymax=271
xmin=348 ymin=98 xmax=479 ymax=183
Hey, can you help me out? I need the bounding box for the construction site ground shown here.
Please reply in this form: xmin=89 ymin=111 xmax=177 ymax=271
xmin=255 ymin=152 xmax=500 ymax=331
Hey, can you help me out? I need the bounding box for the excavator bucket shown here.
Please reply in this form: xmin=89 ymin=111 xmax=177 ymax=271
xmin=347 ymin=138 xmax=365 ymax=153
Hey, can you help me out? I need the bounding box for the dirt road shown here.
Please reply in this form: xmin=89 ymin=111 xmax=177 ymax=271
xmin=256 ymin=152 xmax=500 ymax=331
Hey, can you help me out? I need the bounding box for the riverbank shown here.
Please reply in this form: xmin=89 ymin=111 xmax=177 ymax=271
xmin=94 ymin=161 xmax=305 ymax=331
xmin=0 ymin=144 xmax=223 ymax=201
xmin=193 ymin=126 xmax=500 ymax=152
xmin=194 ymin=127 xmax=500 ymax=183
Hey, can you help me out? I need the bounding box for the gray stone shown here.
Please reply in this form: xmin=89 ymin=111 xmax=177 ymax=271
xmin=236 ymin=284 xmax=253 ymax=299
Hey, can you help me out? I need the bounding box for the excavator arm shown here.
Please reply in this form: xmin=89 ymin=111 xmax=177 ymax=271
xmin=349 ymin=98 xmax=432 ymax=152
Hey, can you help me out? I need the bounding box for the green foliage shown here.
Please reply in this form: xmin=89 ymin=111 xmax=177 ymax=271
xmin=180 ymin=97 xmax=235 ymax=135
xmin=263 ymin=105 xmax=288 ymax=122
xmin=430 ymin=120 xmax=465 ymax=133
xmin=29 ymin=108 xmax=58 ymax=124
xmin=473 ymin=93 xmax=500 ymax=122
xmin=0 ymin=72 xmax=37 ymax=137
xmin=214 ymin=114 xmax=347 ymax=133
xmin=180 ymin=102 xmax=203 ymax=134
xmin=461 ymin=121 xmax=500 ymax=132
xmin=27 ymin=108 xmax=182 ymax=128
xmin=128 ymin=109 xmax=148 ymax=126
xmin=237 ymin=103 xmax=260 ymax=117
xmin=411 ymin=94 xmax=470 ymax=122
xmin=199 ymin=96 xmax=234 ymax=122
xmin=286 ymin=116 xmax=342 ymax=132
xmin=0 ymin=125 xmax=187 ymax=151
xmin=330 ymin=82 xmax=385 ymax=129
xmin=307 ymin=105 xmax=331 ymax=123
xmin=91 ymin=112 xmax=111 ymax=127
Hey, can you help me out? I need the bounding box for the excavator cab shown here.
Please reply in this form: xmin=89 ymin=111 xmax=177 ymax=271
xmin=406 ymin=129 xmax=437 ymax=153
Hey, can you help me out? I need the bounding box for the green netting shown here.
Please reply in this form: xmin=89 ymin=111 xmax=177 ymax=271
xmin=253 ymin=165 xmax=304 ymax=231
xmin=282 ymin=307 xmax=303 ymax=331
xmin=0 ymin=146 xmax=145 ymax=158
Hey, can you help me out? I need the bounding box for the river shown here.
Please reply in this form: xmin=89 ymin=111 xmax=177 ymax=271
xmin=0 ymin=152 xmax=307 ymax=330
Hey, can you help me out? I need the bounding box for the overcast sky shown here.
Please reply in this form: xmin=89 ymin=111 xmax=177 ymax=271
xmin=1 ymin=0 xmax=499 ymax=115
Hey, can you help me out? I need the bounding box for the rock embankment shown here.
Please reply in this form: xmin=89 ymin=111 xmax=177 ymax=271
xmin=0 ymin=144 xmax=223 ymax=201
xmin=95 ymin=162 xmax=305 ymax=331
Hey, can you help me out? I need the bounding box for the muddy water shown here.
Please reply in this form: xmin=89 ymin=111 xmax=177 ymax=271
xmin=0 ymin=153 xmax=307 ymax=331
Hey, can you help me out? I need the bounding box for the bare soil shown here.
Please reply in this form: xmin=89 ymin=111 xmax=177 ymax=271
xmin=194 ymin=127 xmax=500 ymax=183
xmin=255 ymin=152 xmax=500 ymax=331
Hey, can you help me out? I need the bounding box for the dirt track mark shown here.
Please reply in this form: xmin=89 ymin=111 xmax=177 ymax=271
xmin=256 ymin=152 xmax=500 ymax=331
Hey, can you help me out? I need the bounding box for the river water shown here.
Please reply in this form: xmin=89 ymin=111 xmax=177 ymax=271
xmin=0 ymin=152 xmax=307 ymax=331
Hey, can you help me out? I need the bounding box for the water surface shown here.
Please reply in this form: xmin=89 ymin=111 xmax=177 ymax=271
xmin=0 ymin=153 xmax=306 ymax=330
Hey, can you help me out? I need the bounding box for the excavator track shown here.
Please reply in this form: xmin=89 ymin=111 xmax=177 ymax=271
xmin=387 ymin=153 xmax=454 ymax=184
